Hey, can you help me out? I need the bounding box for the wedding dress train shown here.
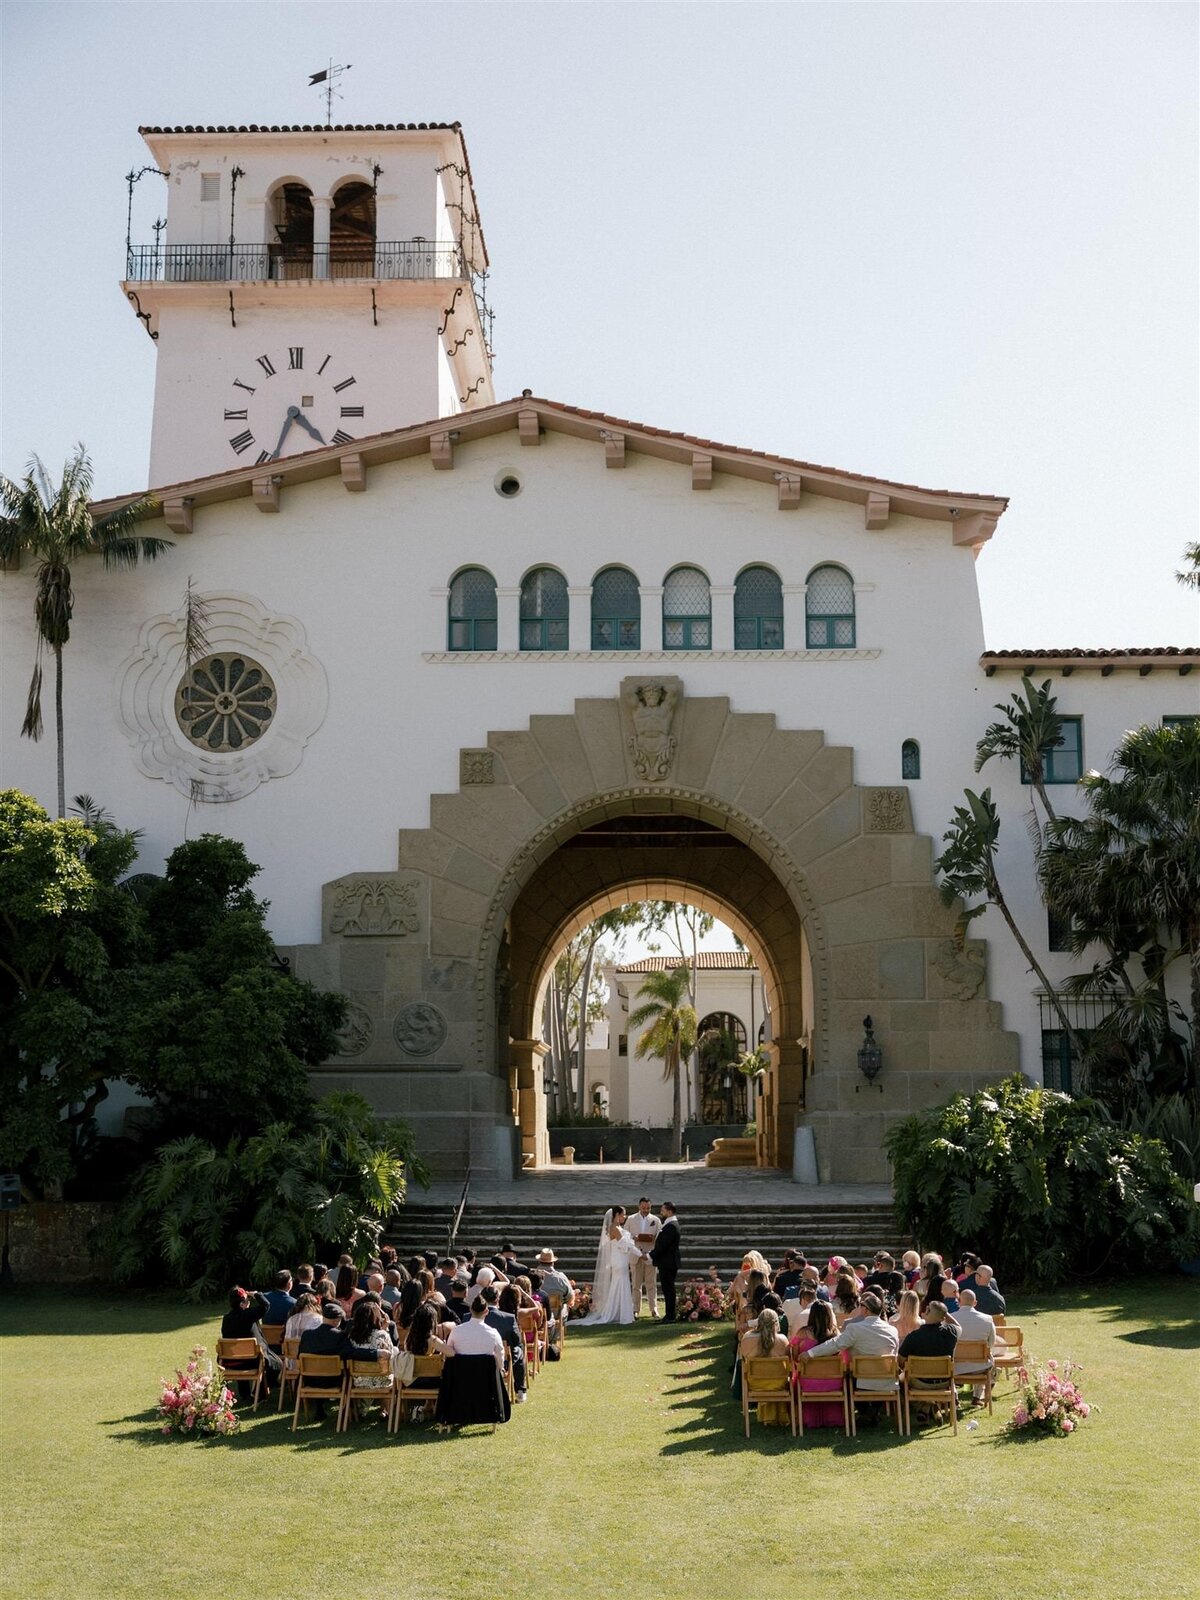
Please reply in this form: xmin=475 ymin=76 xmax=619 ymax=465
xmin=575 ymin=1211 xmax=641 ymax=1327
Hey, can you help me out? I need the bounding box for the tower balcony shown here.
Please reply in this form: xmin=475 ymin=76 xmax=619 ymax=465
xmin=125 ymin=239 xmax=471 ymax=284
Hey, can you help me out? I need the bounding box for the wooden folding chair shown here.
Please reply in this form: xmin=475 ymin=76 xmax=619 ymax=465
xmin=547 ymin=1293 xmax=567 ymax=1357
xmin=215 ymin=1337 xmax=264 ymax=1412
xmin=276 ymin=1336 xmax=302 ymax=1412
xmin=741 ymin=1356 xmax=797 ymax=1438
xmin=291 ymin=1354 xmax=346 ymax=1430
xmin=793 ymin=1354 xmax=850 ymax=1437
xmin=991 ymin=1325 xmax=1025 ymax=1382
xmin=395 ymin=1354 xmax=444 ymax=1424
xmin=954 ymin=1338 xmax=995 ymax=1413
xmin=847 ymin=1355 xmax=904 ymax=1436
xmin=992 ymin=1313 xmax=1007 ymax=1327
xmin=259 ymin=1322 xmax=285 ymax=1355
xmin=902 ymin=1355 xmax=957 ymax=1435
xmin=517 ymin=1309 xmax=542 ymax=1379
xmin=338 ymin=1355 xmax=397 ymax=1432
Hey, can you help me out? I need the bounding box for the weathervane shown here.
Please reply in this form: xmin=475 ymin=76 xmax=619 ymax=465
xmin=309 ymin=60 xmax=352 ymax=125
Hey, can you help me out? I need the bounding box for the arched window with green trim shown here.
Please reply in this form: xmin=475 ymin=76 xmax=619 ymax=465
xmin=901 ymin=739 xmax=921 ymax=780
xmin=591 ymin=566 xmax=640 ymax=650
xmin=805 ymin=564 xmax=855 ymax=648
xmin=734 ymin=565 xmax=784 ymax=649
xmin=520 ymin=566 xmax=569 ymax=651
xmin=447 ymin=567 xmax=497 ymax=651
xmin=662 ymin=565 xmax=711 ymax=650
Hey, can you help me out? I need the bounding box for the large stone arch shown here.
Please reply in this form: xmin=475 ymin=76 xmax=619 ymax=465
xmin=291 ymin=678 xmax=1018 ymax=1182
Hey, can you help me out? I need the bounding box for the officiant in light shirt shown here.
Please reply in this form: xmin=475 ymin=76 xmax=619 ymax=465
xmin=629 ymin=1197 xmax=662 ymax=1318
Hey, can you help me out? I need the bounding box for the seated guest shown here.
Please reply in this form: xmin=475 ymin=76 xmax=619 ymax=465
xmin=311 ymin=1262 xmax=329 ymax=1287
xmin=915 ymin=1253 xmax=945 ymax=1306
xmin=221 ymin=1286 xmax=279 ymax=1397
xmin=972 ymin=1265 xmax=1006 ymax=1317
xmin=737 ymin=1306 xmax=790 ymax=1427
xmin=284 ymin=1291 xmax=323 ymax=1345
xmin=356 ymin=1257 xmax=383 ymax=1292
xmin=405 ymin=1255 xmax=423 ymax=1279
xmin=380 ymin=1268 xmax=405 ymax=1309
xmin=394 ymin=1279 xmax=424 ymax=1338
xmin=940 ymin=1278 xmax=961 ymax=1316
xmin=434 ymin=1259 xmax=459 ymax=1299
xmin=346 ymin=1299 xmax=397 ymax=1398
xmin=403 ymin=1301 xmax=450 ymax=1357
xmin=261 ymin=1269 xmax=296 ymax=1326
xmin=444 ymin=1278 xmax=472 ymax=1323
xmin=467 ymin=1265 xmax=497 ymax=1308
xmin=423 ymin=1249 xmax=440 ymax=1273
xmin=864 ymin=1252 xmax=904 ymax=1303
xmin=297 ymin=1303 xmax=380 ymax=1417
xmin=746 ymin=1269 xmax=769 ymax=1315
xmin=950 ymin=1289 xmax=997 ymax=1400
xmin=334 ymin=1264 xmax=363 ymax=1318
xmin=498 ymin=1240 xmax=533 ymax=1278
xmin=791 ymin=1300 xmax=845 ymax=1428
xmin=534 ymin=1248 xmax=575 ymax=1330
xmin=293 ymin=1264 xmax=315 ymax=1296
xmin=953 ymin=1251 xmax=981 ymax=1285
xmin=822 ymin=1255 xmax=859 ymax=1290
xmin=773 ymin=1251 xmax=806 ymax=1303
xmin=833 ymin=1273 xmax=860 ymax=1319
xmin=313 ymin=1276 xmax=337 ymax=1305
xmin=379 ymin=1244 xmax=398 ymax=1272
xmin=730 ymin=1252 xmax=772 ymax=1314
xmin=901 ymin=1249 xmax=921 ymax=1287
xmin=481 ymin=1285 xmax=526 ymax=1401
xmin=890 ymin=1289 xmax=923 ymax=1344
xmin=796 ymin=1292 xmax=899 ymax=1390
xmin=446 ymin=1296 xmax=505 ymax=1368
xmin=364 ymin=1272 xmax=386 ymax=1301
xmin=786 ymin=1284 xmax=818 ymax=1332
xmin=897 ymin=1298 xmax=958 ymax=1372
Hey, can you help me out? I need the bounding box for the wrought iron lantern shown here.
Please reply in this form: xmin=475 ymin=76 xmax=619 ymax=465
xmin=857 ymin=1015 xmax=883 ymax=1087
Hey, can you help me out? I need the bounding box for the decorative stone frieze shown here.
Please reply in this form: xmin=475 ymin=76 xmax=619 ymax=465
xmin=327 ymin=875 xmax=422 ymax=937
xmin=335 ymin=1001 xmax=374 ymax=1055
xmin=864 ymin=787 xmax=909 ymax=832
xmin=393 ymin=1001 xmax=448 ymax=1057
xmin=621 ymin=676 xmax=681 ymax=782
xmin=933 ymin=939 xmax=986 ymax=1000
xmin=460 ymin=749 xmax=495 ymax=786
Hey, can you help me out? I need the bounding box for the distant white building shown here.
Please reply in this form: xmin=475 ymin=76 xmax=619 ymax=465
xmin=2 ymin=118 xmax=1195 ymax=1182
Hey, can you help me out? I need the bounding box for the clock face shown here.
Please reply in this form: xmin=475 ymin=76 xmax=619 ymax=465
xmin=222 ymin=347 xmax=366 ymax=464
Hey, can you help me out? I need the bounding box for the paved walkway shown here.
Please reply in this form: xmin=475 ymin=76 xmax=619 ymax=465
xmin=415 ymin=1164 xmax=893 ymax=1207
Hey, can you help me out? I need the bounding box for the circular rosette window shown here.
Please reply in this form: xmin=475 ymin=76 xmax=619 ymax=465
xmin=175 ymin=653 xmax=277 ymax=751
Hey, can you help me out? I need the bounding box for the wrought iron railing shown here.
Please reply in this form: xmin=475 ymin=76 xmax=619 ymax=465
xmin=447 ymin=1166 xmax=472 ymax=1256
xmin=125 ymin=239 xmax=470 ymax=284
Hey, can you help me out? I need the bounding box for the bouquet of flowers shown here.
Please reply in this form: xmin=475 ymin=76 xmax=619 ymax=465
xmin=675 ymin=1268 xmax=735 ymax=1322
xmin=567 ymin=1282 xmax=593 ymax=1320
xmin=1007 ymin=1358 xmax=1091 ymax=1437
xmin=156 ymin=1345 xmax=241 ymax=1438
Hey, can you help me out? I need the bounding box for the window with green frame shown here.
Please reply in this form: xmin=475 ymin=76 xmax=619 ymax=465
xmin=591 ymin=566 xmax=641 ymax=650
xmin=734 ymin=565 xmax=784 ymax=649
xmin=805 ymin=564 xmax=855 ymax=647
xmin=447 ymin=566 xmax=497 ymax=651
xmin=662 ymin=565 xmax=711 ymax=650
xmin=1040 ymin=1028 xmax=1091 ymax=1093
xmin=1164 ymin=714 xmax=1199 ymax=728
xmin=520 ymin=566 xmax=569 ymax=650
xmin=1021 ymin=716 xmax=1083 ymax=784
xmin=1047 ymin=906 xmax=1073 ymax=953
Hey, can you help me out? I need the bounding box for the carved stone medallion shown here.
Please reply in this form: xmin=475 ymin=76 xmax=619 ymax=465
xmin=865 ymin=788 xmax=907 ymax=832
xmin=335 ymin=1001 xmax=374 ymax=1056
xmin=460 ymin=749 xmax=495 ymax=786
xmin=393 ymin=1001 xmax=447 ymax=1057
xmin=621 ymin=676 xmax=681 ymax=782
xmin=329 ymin=878 xmax=421 ymax=937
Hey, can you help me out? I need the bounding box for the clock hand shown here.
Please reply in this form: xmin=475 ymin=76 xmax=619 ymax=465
xmin=269 ymin=407 xmax=298 ymax=461
xmin=291 ymin=410 xmax=327 ymax=445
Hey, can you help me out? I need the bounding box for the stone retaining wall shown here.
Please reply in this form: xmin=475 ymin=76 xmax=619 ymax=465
xmin=4 ymin=1202 xmax=114 ymax=1283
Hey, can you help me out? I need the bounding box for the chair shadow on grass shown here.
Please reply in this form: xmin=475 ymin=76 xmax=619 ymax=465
xmin=104 ymin=1401 xmax=494 ymax=1454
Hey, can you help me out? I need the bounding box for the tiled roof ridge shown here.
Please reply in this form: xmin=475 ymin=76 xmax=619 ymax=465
xmin=982 ymin=646 xmax=1198 ymax=658
xmin=617 ymin=953 xmax=756 ymax=972
xmin=139 ymin=122 xmax=462 ymax=133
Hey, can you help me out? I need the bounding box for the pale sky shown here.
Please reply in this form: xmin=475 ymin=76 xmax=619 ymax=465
xmin=2 ymin=0 xmax=1197 ymax=649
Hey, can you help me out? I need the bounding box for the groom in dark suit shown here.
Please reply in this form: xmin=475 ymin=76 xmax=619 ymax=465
xmin=650 ymin=1202 xmax=681 ymax=1322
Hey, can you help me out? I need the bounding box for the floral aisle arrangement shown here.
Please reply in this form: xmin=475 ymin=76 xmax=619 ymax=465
xmin=675 ymin=1269 xmax=735 ymax=1322
xmin=1007 ymin=1358 xmax=1091 ymax=1437
xmin=156 ymin=1345 xmax=240 ymax=1438
xmin=567 ymin=1283 xmax=593 ymax=1320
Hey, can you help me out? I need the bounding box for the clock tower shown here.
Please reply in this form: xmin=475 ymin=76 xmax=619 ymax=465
xmin=123 ymin=122 xmax=495 ymax=487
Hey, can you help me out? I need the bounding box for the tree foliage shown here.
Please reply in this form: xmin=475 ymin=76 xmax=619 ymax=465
xmin=886 ymin=1076 xmax=1199 ymax=1288
xmin=543 ymin=905 xmax=642 ymax=1118
xmin=102 ymin=1093 xmax=429 ymax=1299
xmin=974 ymin=676 xmax=1065 ymax=825
xmin=628 ymin=965 xmax=698 ymax=1159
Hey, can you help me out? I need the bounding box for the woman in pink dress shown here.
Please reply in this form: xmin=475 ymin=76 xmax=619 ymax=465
xmin=791 ymin=1301 xmax=846 ymax=1429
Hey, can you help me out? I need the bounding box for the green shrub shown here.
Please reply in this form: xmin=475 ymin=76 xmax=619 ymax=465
xmin=1122 ymin=1094 xmax=1200 ymax=1186
xmin=100 ymin=1092 xmax=429 ymax=1298
xmin=885 ymin=1075 xmax=1199 ymax=1287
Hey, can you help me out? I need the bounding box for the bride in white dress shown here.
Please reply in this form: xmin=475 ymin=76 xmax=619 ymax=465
xmin=575 ymin=1206 xmax=642 ymax=1327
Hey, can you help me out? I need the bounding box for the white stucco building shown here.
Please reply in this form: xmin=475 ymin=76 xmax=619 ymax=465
xmin=2 ymin=121 xmax=1196 ymax=1182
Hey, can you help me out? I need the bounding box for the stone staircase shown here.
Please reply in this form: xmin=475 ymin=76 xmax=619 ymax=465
xmin=389 ymin=1196 xmax=908 ymax=1283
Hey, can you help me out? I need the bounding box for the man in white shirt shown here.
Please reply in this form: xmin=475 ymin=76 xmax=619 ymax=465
xmin=951 ymin=1288 xmax=997 ymax=1400
xmin=796 ymin=1293 xmax=900 ymax=1390
xmin=446 ymin=1299 xmax=505 ymax=1368
xmin=628 ymin=1197 xmax=662 ymax=1318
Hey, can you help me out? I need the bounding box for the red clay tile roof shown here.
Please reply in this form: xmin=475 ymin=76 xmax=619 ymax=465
xmin=618 ymin=953 xmax=756 ymax=972
xmin=982 ymin=648 xmax=1198 ymax=659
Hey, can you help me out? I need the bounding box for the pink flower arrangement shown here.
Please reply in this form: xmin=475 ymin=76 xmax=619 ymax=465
xmin=1005 ymin=1357 xmax=1091 ymax=1439
xmin=156 ymin=1345 xmax=240 ymax=1439
xmin=674 ymin=1270 xmax=735 ymax=1323
xmin=566 ymin=1282 xmax=594 ymax=1320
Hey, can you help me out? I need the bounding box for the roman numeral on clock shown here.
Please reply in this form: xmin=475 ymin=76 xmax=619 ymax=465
xmin=255 ymin=451 xmax=271 ymax=465
xmin=317 ymin=354 xmax=332 ymax=375
xmin=340 ymin=406 xmax=364 ymax=418
xmin=224 ymin=409 xmax=248 ymax=421
xmin=256 ymin=354 xmax=276 ymax=377
xmin=288 ymin=347 xmax=303 ymax=369
xmin=232 ymin=379 xmax=256 ymax=395
xmin=332 ymin=376 xmax=356 ymax=393
xmin=332 ymin=429 xmax=355 ymax=446
xmin=229 ymin=430 xmax=255 ymax=455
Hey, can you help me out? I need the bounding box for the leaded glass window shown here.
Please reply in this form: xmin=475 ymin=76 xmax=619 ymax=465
xmin=662 ymin=566 xmax=711 ymax=650
xmin=734 ymin=565 xmax=784 ymax=649
xmin=176 ymin=654 xmax=276 ymax=751
xmin=1021 ymin=716 xmax=1083 ymax=785
xmin=805 ymin=565 xmax=855 ymax=648
xmin=448 ymin=567 xmax=497 ymax=651
xmin=591 ymin=566 xmax=640 ymax=650
xmin=901 ymin=739 xmax=921 ymax=780
xmin=520 ymin=566 xmax=569 ymax=651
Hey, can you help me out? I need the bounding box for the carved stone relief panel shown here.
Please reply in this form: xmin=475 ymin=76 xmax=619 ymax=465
xmin=393 ymin=1001 xmax=448 ymax=1057
xmin=325 ymin=873 xmax=425 ymax=938
xmin=932 ymin=939 xmax=986 ymax=1000
xmin=863 ymin=787 xmax=909 ymax=833
xmin=334 ymin=1001 xmax=374 ymax=1056
xmin=460 ymin=749 xmax=496 ymax=786
xmin=620 ymin=675 xmax=682 ymax=782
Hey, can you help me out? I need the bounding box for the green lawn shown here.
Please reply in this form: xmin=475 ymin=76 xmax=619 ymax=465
xmin=2 ymin=1281 xmax=1197 ymax=1600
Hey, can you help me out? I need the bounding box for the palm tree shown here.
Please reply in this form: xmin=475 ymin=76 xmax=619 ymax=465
xmin=0 ymin=446 xmax=166 ymax=816
xmin=974 ymin=676 xmax=1065 ymax=826
xmin=629 ymin=964 xmax=698 ymax=1160
xmin=1177 ymin=541 xmax=1200 ymax=590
